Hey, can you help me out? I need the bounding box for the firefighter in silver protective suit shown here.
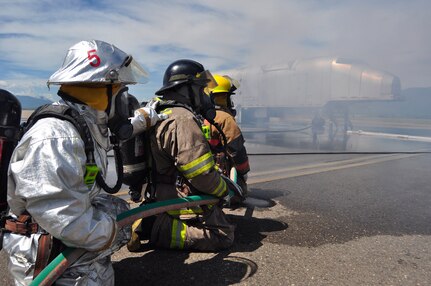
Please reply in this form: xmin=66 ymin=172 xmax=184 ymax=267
xmin=2 ymin=40 xmax=165 ymax=286
xmin=127 ymin=59 xmax=235 ymax=252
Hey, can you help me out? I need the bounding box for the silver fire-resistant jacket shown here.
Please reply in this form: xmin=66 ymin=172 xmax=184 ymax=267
xmin=3 ymin=100 xmax=130 ymax=286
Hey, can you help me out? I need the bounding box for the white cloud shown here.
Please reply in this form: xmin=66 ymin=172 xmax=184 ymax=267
xmin=0 ymin=0 xmax=430 ymax=101
xmin=0 ymin=78 xmax=56 ymax=100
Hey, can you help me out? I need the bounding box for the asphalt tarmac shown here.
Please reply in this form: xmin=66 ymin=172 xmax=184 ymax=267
xmin=1 ymin=151 xmax=431 ymax=285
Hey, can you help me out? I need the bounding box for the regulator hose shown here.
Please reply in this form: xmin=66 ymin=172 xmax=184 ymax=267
xmin=96 ymin=144 xmax=124 ymax=194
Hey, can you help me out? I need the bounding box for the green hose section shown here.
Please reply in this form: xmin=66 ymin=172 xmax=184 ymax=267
xmin=30 ymin=194 xmax=220 ymax=286
xmin=30 ymin=248 xmax=75 ymax=286
xmin=231 ymin=167 xmax=238 ymax=184
xmin=117 ymin=194 xmax=218 ymax=225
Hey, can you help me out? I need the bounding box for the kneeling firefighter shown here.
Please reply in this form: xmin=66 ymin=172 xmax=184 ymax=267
xmin=206 ymin=75 xmax=250 ymax=200
xmin=127 ymin=59 xmax=235 ymax=252
xmin=2 ymin=40 xmax=164 ymax=286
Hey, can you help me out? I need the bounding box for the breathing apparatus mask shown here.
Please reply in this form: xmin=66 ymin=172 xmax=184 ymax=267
xmin=188 ymin=70 xmax=218 ymax=122
xmin=107 ymin=86 xmax=135 ymax=141
xmin=168 ymin=70 xmax=218 ymax=123
xmin=226 ymin=75 xmax=240 ymax=116
xmin=199 ymin=92 xmax=217 ymax=123
xmin=103 ymin=54 xmax=142 ymax=140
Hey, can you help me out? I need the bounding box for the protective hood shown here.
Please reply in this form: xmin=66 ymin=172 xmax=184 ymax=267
xmin=59 ymin=85 xmax=122 ymax=111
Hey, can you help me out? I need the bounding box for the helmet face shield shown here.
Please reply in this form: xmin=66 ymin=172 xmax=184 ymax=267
xmin=196 ymin=70 xmax=218 ymax=95
xmin=116 ymin=56 xmax=149 ymax=84
xmin=223 ymin=75 xmax=240 ymax=93
xmin=48 ymin=40 xmax=149 ymax=86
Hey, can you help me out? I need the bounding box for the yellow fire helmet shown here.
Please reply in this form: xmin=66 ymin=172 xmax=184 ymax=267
xmin=211 ymin=74 xmax=232 ymax=94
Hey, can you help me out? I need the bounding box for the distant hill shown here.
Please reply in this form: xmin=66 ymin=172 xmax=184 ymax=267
xmin=350 ymin=87 xmax=431 ymax=119
xmin=14 ymin=87 xmax=431 ymax=118
xmin=17 ymin=96 xmax=53 ymax=110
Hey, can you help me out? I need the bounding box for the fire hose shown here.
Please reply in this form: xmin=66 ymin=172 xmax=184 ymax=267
xmin=30 ymin=169 xmax=239 ymax=286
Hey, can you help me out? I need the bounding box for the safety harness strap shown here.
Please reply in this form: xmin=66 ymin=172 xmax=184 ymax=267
xmin=33 ymin=234 xmax=53 ymax=279
xmin=5 ymin=214 xmax=39 ymax=234
xmin=22 ymin=104 xmax=122 ymax=193
xmin=22 ymin=104 xmax=95 ymax=160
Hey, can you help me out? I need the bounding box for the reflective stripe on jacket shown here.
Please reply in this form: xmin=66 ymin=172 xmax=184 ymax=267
xmin=170 ymin=218 xmax=187 ymax=249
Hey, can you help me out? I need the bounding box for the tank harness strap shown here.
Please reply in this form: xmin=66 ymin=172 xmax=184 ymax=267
xmin=23 ymin=104 xmax=99 ymax=186
xmin=33 ymin=234 xmax=53 ymax=279
xmin=22 ymin=104 xmax=95 ymax=160
xmin=25 ymin=104 xmax=123 ymax=194
xmin=4 ymin=213 xmax=55 ymax=278
xmin=4 ymin=214 xmax=40 ymax=235
xmin=5 ymin=214 xmax=64 ymax=278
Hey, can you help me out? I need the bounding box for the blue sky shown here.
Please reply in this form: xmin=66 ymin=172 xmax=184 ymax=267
xmin=1 ymin=0 xmax=430 ymax=102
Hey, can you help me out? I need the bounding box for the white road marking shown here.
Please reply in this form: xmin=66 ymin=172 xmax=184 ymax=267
xmin=248 ymin=153 xmax=421 ymax=184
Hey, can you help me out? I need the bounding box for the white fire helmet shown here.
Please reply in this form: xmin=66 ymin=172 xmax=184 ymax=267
xmin=47 ymin=40 xmax=149 ymax=86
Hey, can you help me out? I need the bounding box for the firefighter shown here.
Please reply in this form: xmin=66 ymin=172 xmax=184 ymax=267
xmin=127 ymin=59 xmax=235 ymax=252
xmin=207 ymin=74 xmax=250 ymax=201
xmin=311 ymin=111 xmax=325 ymax=149
xmin=2 ymin=40 xmax=164 ymax=286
